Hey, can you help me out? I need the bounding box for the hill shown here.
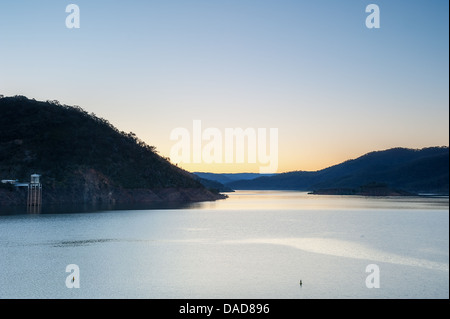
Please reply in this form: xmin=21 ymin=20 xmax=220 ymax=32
xmin=0 ymin=95 xmax=226 ymax=207
xmin=193 ymin=172 xmax=275 ymax=185
xmin=226 ymin=147 xmax=449 ymax=195
xmin=192 ymin=175 xmax=234 ymax=193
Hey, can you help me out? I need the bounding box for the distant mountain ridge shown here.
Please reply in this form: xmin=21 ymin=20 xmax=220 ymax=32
xmin=193 ymin=172 xmax=276 ymax=185
xmin=0 ymin=95 xmax=225 ymax=206
xmin=225 ymin=147 xmax=449 ymax=195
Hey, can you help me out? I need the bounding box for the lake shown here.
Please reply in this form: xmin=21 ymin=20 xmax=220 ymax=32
xmin=0 ymin=191 xmax=448 ymax=299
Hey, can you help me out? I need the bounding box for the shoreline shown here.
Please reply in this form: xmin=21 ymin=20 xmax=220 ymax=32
xmin=0 ymin=186 xmax=227 ymax=209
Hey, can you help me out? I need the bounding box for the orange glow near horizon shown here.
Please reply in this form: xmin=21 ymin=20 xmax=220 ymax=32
xmin=171 ymin=143 xmax=450 ymax=174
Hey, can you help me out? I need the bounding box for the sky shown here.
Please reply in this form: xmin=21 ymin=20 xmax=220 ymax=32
xmin=0 ymin=0 xmax=448 ymax=173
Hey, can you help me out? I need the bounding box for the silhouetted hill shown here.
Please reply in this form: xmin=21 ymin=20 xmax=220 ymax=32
xmin=0 ymin=95 xmax=225 ymax=206
xmin=193 ymin=172 xmax=276 ymax=185
xmin=191 ymin=174 xmax=234 ymax=193
xmin=227 ymin=147 xmax=449 ymax=195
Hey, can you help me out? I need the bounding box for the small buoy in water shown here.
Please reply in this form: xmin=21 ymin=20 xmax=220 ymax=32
xmin=299 ymin=280 xmax=302 ymax=286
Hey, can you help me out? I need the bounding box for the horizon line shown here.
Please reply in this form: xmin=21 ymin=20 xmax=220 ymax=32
xmin=188 ymin=145 xmax=449 ymax=175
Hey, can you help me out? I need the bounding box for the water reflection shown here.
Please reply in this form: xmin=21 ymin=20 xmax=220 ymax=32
xmin=27 ymin=204 xmax=41 ymax=214
xmin=209 ymin=191 xmax=449 ymax=211
xmin=0 ymin=190 xmax=448 ymax=299
xmin=0 ymin=190 xmax=448 ymax=216
xmin=0 ymin=200 xmax=201 ymax=216
xmin=225 ymin=237 xmax=449 ymax=272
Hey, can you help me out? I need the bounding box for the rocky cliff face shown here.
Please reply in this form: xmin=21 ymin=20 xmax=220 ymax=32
xmin=0 ymin=168 xmax=225 ymax=208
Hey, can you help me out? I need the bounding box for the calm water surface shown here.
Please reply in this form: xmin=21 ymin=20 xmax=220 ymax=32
xmin=0 ymin=191 xmax=448 ymax=298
